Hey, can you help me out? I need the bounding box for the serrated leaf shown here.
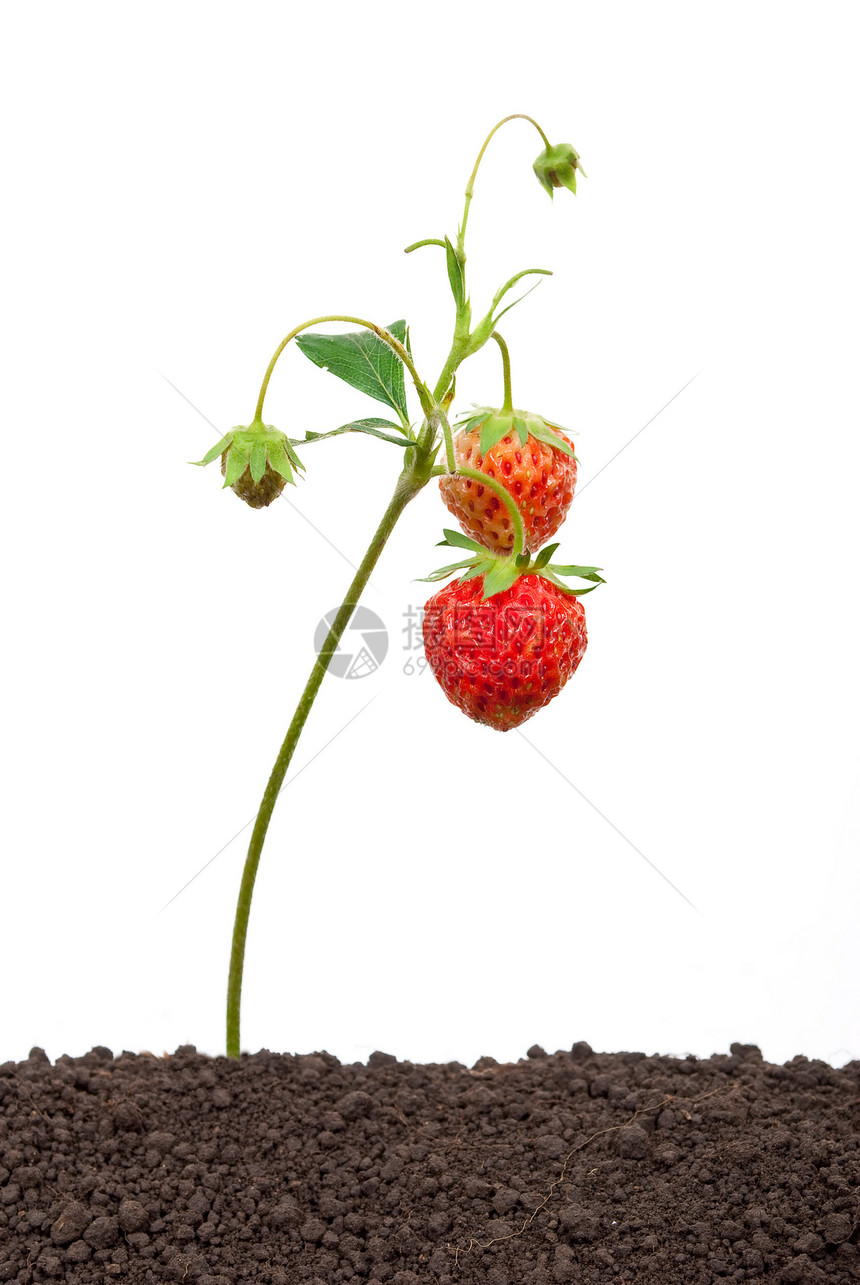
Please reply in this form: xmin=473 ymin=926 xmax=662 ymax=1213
xmin=304 ymin=417 xmax=410 ymax=448
xmin=481 ymin=559 xmax=520 ymax=600
xmin=438 ymin=528 xmax=486 ymax=553
xmin=296 ymin=320 xmax=409 ymax=421
xmin=533 ymin=543 xmax=560 ymax=570
xmin=249 ymin=440 xmax=267 ymax=484
xmin=266 ymin=440 xmax=295 ymax=484
xmin=194 ymin=432 xmax=234 ymax=467
xmin=223 ymin=444 xmax=250 ymax=488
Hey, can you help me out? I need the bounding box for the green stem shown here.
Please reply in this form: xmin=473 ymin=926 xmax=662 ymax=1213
xmin=253 ymin=315 xmax=434 ymax=426
xmin=492 ymin=331 xmax=514 ymax=413
xmin=458 ymin=114 xmax=552 ymax=255
xmin=404 ymin=238 xmax=446 ymax=253
xmin=432 ymin=342 xmax=468 ymax=406
xmin=226 ymin=462 xmax=428 ymax=1059
xmin=452 ymin=464 xmax=525 ymax=558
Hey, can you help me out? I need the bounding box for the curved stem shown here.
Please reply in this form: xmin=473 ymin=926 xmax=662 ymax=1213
xmin=458 ymin=114 xmax=551 ymax=254
xmin=226 ymin=464 xmax=425 ymax=1059
xmin=253 ymin=315 xmax=434 ymax=425
xmin=492 ymin=331 xmax=514 ymax=413
xmin=452 ymin=463 xmax=525 ymax=559
xmin=404 ymin=238 xmax=446 ymax=253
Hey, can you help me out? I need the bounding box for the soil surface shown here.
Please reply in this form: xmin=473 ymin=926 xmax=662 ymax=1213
xmin=0 ymin=1042 xmax=858 ymax=1284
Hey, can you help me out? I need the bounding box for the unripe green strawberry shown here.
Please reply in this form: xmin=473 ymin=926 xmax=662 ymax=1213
xmin=193 ymin=422 xmax=304 ymax=509
xmin=533 ymin=142 xmax=586 ymax=197
xmin=439 ymin=407 xmax=577 ymax=554
xmin=423 ymin=572 xmax=588 ymax=732
xmin=219 ymin=452 xmax=287 ymax=508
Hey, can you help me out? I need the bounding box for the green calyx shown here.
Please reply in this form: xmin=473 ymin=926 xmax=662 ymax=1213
xmin=533 ymin=143 xmax=586 ymax=197
xmin=192 ymin=421 xmax=305 ymax=492
xmin=418 ymin=529 xmax=604 ymax=603
xmin=455 ymin=405 xmax=576 ymax=461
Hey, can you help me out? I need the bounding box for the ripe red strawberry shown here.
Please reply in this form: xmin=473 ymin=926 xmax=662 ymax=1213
xmin=423 ymin=572 xmax=588 ymax=731
xmin=439 ymin=407 xmax=577 ymax=553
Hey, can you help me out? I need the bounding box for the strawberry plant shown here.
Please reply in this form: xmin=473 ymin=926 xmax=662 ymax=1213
xmin=194 ymin=114 xmax=603 ymax=1058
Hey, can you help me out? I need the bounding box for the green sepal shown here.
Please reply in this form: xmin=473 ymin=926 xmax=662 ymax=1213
xmin=512 ymin=415 xmax=529 ymax=448
xmin=223 ymin=442 xmax=251 ymax=488
xmin=282 ymin=437 xmax=305 ymax=471
xmin=549 ymin=564 xmax=604 ymax=580
xmin=533 ymin=543 xmax=560 ymax=570
xmin=267 ymin=439 xmax=295 ymax=484
xmin=454 ymin=404 xmax=576 ymax=459
xmin=421 ymin=531 xmax=605 ymax=603
xmin=541 ymin=564 xmax=605 ymax=596
xmin=437 ymin=528 xmax=486 ymax=553
xmin=542 ymin=572 xmax=603 ymax=596
xmin=193 ymin=432 xmax=235 ymax=467
xmin=249 ymin=440 xmax=267 ymax=484
xmin=528 ymin=418 xmax=576 ymax=456
xmin=481 ymin=558 xmax=520 ymax=599
xmin=414 ymin=558 xmax=478 ymax=583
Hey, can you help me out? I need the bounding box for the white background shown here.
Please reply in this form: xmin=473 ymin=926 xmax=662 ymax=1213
xmin=2 ymin=2 xmax=858 ymax=1070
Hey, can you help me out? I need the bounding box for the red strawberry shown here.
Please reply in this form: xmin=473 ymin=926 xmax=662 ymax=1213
xmin=439 ymin=406 xmax=577 ymax=554
xmin=423 ymin=572 xmax=588 ymax=731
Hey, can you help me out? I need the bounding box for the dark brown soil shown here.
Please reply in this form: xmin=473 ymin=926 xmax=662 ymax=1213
xmin=1 ymin=1042 xmax=858 ymax=1284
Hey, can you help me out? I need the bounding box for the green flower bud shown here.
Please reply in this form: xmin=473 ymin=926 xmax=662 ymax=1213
xmin=192 ymin=421 xmax=304 ymax=509
xmin=533 ymin=143 xmax=586 ymax=198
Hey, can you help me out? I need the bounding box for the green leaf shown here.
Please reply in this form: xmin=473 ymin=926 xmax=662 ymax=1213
xmin=444 ymin=236 xmax=466 ymax=309
xmin=533 ymin=543 xmax=560 ymax=570
xmin=223 ymin=444 xmax=250 ymax=488
xmin=481 ymin=558 xmax=520 ymax=601
xmin=193 ymin=432 xmax=234 ymax=467
xmin=438 ymin=528 xmax=486 ymax=553
xmin=266 ymin=439 xmax=295 ymax=484
xmin=296 ymin=320 xmax=410 ymax=422
xmin=250 ymin=440 xmax=267 ymax=484
xmin=303 ymin=417 xmax=410 ymax=448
